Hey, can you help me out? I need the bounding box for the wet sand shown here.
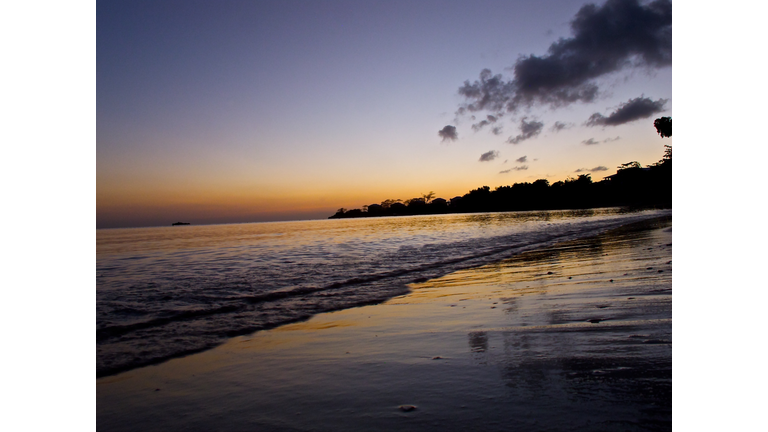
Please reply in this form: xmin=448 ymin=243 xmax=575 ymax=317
xmin=97 ymin=216 xmax=671 ymax=432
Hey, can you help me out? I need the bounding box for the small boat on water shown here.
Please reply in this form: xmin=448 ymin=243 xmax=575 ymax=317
xmin=171 ymin=222 xmax=191 ymax=226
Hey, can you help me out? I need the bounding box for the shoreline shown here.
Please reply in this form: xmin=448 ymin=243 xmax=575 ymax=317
xmin=97 ymin=209 xmax=668 ymax=379
xmin=98 ymin=216 xmax=671 ymax=431
xmin=330 ymin=204 xmax=671 ymax=220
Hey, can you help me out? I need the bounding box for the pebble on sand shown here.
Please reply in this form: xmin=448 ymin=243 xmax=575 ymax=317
xmin=399 ymin=405 xmax=417 ymax=412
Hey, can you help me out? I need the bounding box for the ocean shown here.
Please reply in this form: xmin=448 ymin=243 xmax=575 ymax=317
xmin=96 ymin=208 xmax=670 ymax=377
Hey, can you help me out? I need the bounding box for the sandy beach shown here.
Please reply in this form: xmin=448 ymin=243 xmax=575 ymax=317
xmin=97 ymin=216 xmax=671 ymax=431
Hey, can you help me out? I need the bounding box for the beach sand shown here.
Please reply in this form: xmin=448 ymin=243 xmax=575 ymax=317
xmin=97 ymin=216 xmax=672 ymax=432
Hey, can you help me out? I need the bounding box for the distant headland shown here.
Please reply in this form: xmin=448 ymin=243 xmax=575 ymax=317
xmin=330 ymin=118 xmax=671 ymax=219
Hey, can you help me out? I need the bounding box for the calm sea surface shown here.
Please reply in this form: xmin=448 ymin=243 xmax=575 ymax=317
xmin=96 ymin=208 xmax=670 ymax=377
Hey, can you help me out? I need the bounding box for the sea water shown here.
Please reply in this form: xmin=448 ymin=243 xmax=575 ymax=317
xmin=96 ymin=208 xmax=670 ymax=376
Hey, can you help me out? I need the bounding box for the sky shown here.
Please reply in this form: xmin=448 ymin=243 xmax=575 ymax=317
xmin=97 ymin=0 xmax=672 ymax=228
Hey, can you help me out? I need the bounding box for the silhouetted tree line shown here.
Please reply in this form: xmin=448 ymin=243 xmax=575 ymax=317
xmin=330 ymin=118 xmax=671 ymax=219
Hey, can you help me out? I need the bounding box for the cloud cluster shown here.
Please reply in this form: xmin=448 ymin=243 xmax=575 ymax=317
xmin=471 ymin=115 xmax=500 ymax=132
xmin=457 ymin=0 xmax=671 ymax=118
xmin=499 ymin=165 xmax=528 ymax=174
xmin=585 ymin=97 xmax=667 ymax=127
xmin=581 ymin=136 xmax=621 ymax=145
xmin=479 ymin=150 xmax=500 ymax=162
xmin=438 ymin=125 xmax=458 ymax=142
xmin=574 ymin=166 xmax=609 ymax=173
xmin=550 ymin=121 xmax=573 ymax=132
xmin=516 ymin=156 xmax=527 ymax=163
xmin=507 ymin=118 xmax=543 ymax=144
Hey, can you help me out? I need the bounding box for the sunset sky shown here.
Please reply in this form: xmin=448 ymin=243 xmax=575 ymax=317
xmin=97 ymin=0 xmax=672 ymax=228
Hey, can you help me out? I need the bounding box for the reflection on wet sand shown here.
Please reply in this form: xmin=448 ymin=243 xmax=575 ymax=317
xmin=98 ymin=217 xmax=671 ymax=432
xmin=414 ymin=216 xmax=672 ymax=429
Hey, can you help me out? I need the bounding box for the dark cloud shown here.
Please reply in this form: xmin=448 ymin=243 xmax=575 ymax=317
xmin=550 ymin=121 xmax=573 ymax=132
xmin=457 ymin=0 xmax=671 ymax=115
xmin=581 ymin=136 xmax=620 ymax=145
xmin=479 ymin=150 xmax=500 ymax=162
xmin=507 ymin=118 xmax=543 ymax=144
xmin=458 ymin=69 xmax=516 ymax=113
xmin=471 ymin=114 xmax=501 ymax=132
xmin=499 ymin=165 xmax=528 ymax=174
xmin=586 ymin=96 xmax=667 ymax=127
xmin=438 ymin=125 xmax=458 ymax=142
xmin=472 ymin=121 xmax=489 ymax=131
xmin=516 ymin=156 xmax=527 ymax=163
xmin=491 ymin=126 xmax=503 ymax=135
xmin=575 ymin=166 xmax=609 ymax=173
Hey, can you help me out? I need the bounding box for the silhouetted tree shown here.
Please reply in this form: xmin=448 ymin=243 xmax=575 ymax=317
xmin=422 ymin=191 xmax=436 ymax=204
xmin=575 ymin=174 xmax=592 ymax=184
xmin=404 ymin=197 xmax=425 ymax=206
xmin=344 ymin=209 xmax=364 ymax=217
xmin=430 ymin=197 xmax=447 ymax=207
xmin=422 ymin=197 xmax=448 ymax=214
xmin=654 ymin=117 xmax=672 ymax=138
xmin=380 ymin=199 xmax=401 ymax=209
xmin=619 ymin=161 xmax=642 ymax=170
xmin=389 ymin=202 xmax=407 ymax=214
xmin=649 ymin=144 xmax=672 ymax=167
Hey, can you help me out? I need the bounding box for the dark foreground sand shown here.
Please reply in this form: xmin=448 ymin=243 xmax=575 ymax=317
xmin=98 ymin=216 xmax=672 ymax=432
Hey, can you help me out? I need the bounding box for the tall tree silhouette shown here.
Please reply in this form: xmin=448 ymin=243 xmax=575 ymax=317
xmin=654 ymin=117 xmax=672 ymax=138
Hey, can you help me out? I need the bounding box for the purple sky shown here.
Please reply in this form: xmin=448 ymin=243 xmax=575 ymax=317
xmin=98 ymin=0 xmax=672 ymax=228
